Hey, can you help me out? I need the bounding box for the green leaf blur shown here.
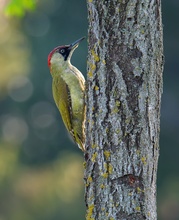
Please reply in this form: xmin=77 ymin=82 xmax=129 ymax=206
xmin=5 ymin=0 xmax=36 ymax=17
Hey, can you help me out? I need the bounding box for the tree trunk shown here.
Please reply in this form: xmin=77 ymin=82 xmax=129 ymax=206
xmin=84 ymin=0 xmax=163 ymax=220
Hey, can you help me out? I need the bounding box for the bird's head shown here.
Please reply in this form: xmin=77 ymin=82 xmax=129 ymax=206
xmin=48 ymin=37 xmax=85 ymax=69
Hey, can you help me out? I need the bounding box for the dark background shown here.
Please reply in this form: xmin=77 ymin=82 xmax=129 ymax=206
xmin=0 ymin=0 xmax=178 ymax=219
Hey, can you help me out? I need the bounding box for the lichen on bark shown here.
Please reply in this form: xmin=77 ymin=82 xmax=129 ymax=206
xmin=85 ymin=0 xmax=163 ymax=219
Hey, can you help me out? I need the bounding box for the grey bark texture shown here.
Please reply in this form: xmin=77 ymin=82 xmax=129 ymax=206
xmin=84 ymin=0 xmax=163 ymax=220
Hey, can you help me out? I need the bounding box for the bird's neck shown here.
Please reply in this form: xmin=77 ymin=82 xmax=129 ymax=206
xmin=50 ymin=60 xmax=73 ymax=78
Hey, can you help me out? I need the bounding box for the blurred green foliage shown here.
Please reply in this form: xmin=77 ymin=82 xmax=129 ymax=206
xmin=5 ymin=0 xmax=36 ymax=17
xmin=0 ymin=0 xmax=178 ymax=219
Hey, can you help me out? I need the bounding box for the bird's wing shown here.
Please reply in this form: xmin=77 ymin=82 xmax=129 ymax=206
xmin=52 ymin=77 xmax=74 ymax=138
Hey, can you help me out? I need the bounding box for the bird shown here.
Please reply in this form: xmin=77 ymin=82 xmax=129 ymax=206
xmin=47 ymin=37 xmax=86 ymax=151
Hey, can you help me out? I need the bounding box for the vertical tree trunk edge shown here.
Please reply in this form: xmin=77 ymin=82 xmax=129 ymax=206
xmin=85 ymin=1 xmax=163 ymax=220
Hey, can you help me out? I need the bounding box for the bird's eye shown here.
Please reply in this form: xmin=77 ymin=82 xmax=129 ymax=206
xmin=60 ymin=49 xmax=65 ymax=54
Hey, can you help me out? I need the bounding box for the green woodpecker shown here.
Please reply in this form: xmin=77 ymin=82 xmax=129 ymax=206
xmin=47 ymin=37 xmax=86 ymax=151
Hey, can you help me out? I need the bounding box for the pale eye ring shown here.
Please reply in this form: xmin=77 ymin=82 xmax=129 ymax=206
xmin=60 ymin=49 xmax=65 ymax=54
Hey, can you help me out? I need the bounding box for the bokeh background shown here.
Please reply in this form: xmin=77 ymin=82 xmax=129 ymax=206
xmin=0 ymin=0 xmax=178 ymax=219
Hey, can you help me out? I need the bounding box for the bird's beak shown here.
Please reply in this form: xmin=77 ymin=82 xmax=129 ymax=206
xmin=68 ymin=37 xmax=85 ymax=50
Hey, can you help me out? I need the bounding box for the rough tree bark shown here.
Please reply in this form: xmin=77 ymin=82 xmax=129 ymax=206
xmin=84 ymin=0 xmax=163 ymax=220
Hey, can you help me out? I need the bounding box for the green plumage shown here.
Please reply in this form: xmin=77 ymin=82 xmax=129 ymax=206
xmin=52 ymin=68 xmax=85 ymax=151
xmin=49 ymin=45 xmax=85 ymax=151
